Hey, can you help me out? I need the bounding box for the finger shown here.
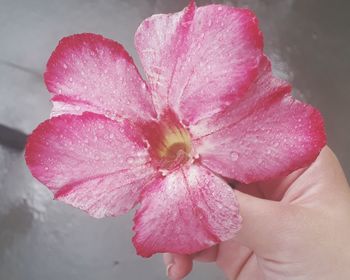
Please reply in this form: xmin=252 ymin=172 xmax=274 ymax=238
xmin=283 ymin=146 xmax=350 ymax=203
xmin=216 ymin=240 xmax=263 ymax=280
xmin=163 ymin=253 xmax=193 ymax=280
xmin=192 ymin=245 xmax=218 ymax=262
xmin=233 ymin=146 xmax=349 ymax=255
xmin=235 ymin=167 xmax=307 ymax=201
xmin=233 ymin=190 xmax=292 ymax=255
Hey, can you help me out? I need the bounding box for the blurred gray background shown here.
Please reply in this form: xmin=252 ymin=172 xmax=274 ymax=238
xmin=0 ymin=0 xmax=349 ymax=279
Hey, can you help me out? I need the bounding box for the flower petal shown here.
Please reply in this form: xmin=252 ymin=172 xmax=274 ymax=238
xmin=25 ymin=113 xmax=155 ymax=218
xmin=135 ymin=3 xmax=263 ymax=123
xmin=132 ymin=164 xmax=241 ymax=257
xmin=192 ymin=57 xmax=326 ymax=184
xmin=45 ymin=33 xmax=156 ymax=121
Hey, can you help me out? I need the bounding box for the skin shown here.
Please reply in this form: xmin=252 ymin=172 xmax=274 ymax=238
xmin=163 ymin=146 xmax=350 ymax=279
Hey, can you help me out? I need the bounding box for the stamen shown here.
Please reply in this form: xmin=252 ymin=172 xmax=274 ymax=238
xmin=141 ymin=109 xmax=193 ymax=171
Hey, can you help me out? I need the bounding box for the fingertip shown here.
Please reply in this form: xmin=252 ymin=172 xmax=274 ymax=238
xmin=163 ymin=254 xmax=193 ymax=280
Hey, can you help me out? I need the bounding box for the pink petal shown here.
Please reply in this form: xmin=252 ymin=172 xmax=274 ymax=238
xmin=45 ymin=33 xmax=156 ymax=121
xmin=132 ymin=164 xmax=241 ymax=257
xmin=25 ymin=113 xmax=156 ymax=218
xmin=135 ymin=3 xmax=263 ymax=123
xmin=192 ymin=57 xmax=326 ymax=184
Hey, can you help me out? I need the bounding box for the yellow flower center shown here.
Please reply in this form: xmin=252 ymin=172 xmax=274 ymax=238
xmin=157 ymin=126 xmax=192 ymax=169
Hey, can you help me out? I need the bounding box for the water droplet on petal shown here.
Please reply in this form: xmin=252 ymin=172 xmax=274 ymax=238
xmin=160 ymin=169 xmax=169 ymax=176
xmin=230 ymin=151 xmax=239 ymax=161
xmin=63 ymin=63 xmax=68 ymax=69
xmin=127 ymin=157 xmax=134 ymax=164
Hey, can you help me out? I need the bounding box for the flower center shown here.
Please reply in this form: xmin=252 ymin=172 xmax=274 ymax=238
xmin=141 ymin=109 xmax=193 ymax=171
xmin=157 ymin=126 xmax=192 ymax=169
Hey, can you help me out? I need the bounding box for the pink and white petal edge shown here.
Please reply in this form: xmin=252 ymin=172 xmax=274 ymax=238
xmin=132 ymin=164 xmax=241 ymax=257
xmin=192 ymin=57 xmax=326 ymax=184
xmin=25 ymin=112 xmax=156 ymax=218
xmin=135 ymin=2 xmax=263 ymax=124
xmin=45 ymin=33 xmax=156 ymax=122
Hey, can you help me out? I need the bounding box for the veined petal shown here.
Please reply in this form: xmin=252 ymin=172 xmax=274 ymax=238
xmin=135 ymin=3 xmax=263 ymax=123
xmin=25 ymin=113 xmax=155 ymax=218
xmin=132 ymin=164 xmax=241 ymax=257
xmin=190 ymin=56 xmax=291 ymax=138
xmin=192 ymin=58 xmax=326 ymax=184
xmin=45 ymin=33 xmax=156 ymax=121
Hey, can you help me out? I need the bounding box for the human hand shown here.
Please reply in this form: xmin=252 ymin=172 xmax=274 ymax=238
xmin=163 ymin=146 xmax=350 ymax=280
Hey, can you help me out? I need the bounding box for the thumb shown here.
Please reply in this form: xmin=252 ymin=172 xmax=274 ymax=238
xmin=233 ymin=190 xmax=293 ymax=255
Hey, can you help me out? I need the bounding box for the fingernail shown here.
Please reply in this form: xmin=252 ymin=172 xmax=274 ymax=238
xmin=166 ymin=263 xmax=174 ymax=278
xmin=164 ymin=253 xmax=176 ymax=279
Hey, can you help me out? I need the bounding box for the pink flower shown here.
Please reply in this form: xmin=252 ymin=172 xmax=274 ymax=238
xmin=25 ymin=1 xmax=326 ymax=257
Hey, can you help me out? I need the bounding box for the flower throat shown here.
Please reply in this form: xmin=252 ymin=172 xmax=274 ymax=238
xmin=141 ymin=110 xmax=193 ymax=171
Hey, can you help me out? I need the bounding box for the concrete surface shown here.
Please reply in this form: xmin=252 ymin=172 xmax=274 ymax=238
xmin=0 ymin=0 xmax=349 ymax=279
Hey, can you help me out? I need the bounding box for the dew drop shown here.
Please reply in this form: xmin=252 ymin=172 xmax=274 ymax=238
xmin=63 ymin=63 xmax=68 ymax=69
xmin=230 ymin=151 xmax=239 ymax=161
xmin=217 ymin=6 xmax=223 ymax=11
xmin=127 ymin=157 xmax=134 ymax=164
xmin=160 ymin=169 xmax=169 ymax=176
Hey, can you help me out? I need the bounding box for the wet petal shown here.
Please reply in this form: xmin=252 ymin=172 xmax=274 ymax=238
xmin=192 ymin=58 xmax=326 ymax=184
xmin=25 ymin=113 xmax=155 ymax=218
xmin=45 ymin=33 xmax=156 ymax=121
xmin=135 ymin=3 xmax=263 ymax=123
xmin=132 ymin=164 xmax=241 ymax=257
